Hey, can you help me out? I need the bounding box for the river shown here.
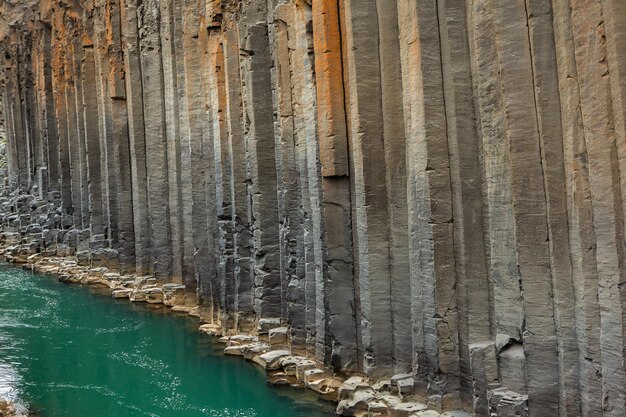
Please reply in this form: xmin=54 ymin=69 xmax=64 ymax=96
xmin=0 ymin=264 xmax=334 ymax=416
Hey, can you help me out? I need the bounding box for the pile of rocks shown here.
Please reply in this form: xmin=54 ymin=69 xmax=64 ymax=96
xmin=0 ymin=190 xmax=116 ymax=269
xmin=215 ymin=327 xmax=472 ymax=417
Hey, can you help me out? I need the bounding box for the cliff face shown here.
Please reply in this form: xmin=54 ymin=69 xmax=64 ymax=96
xmin=0 ymin=0 xmax=625 ymax=415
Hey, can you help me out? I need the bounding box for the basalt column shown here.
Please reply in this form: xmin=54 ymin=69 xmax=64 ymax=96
xmin=66 ymin=23 xmax=90 ymax=232
xmin=436 ymin=0 xmax=493 ymax=411
xmin=3 ymin=2 xmax=626 ymax=416
xmin=206 ymin=3 xmax=237 ymax=332
xmin=3 ymin=35 xmax=29 ymax=190
xmin=159 ymin=0 xmax=185 ymax=286
xmin=271 ymin=2 xmax=308 ymax=353
xmin=31 ymin=25 xmax=51 ymax=196
xmin=290 ymin=3 xmax=327 ymax=370
xmin=525 ymin=1 xmax=578 ymax=413
xmin=223 ymin=23 xmax=255 ymax=333
xmin=398 ymin=1 xmax=460 ymax=407
xmin=38 ymin=24 xmax=60 ymax=194
xmin=238 ymin=4 xmax=282 ymax=321
xmin=342 ymin=0 xmax=393 ymax=379
xmin=181 ymin=0 xmax=219 ymax=318
xmin=51 ymin=15 xmax=73 ymax=220
xmin=495 ymin=2 xmax=560 ymax=413
xmin=552 ymin=1 xmax=603 ymax=414
xmin=571 ymin=1 xmax=626 ymax=415
xmin=212 ymin=39 xmax=237 ymax=331
xmin=269 ymin=0 xmax=326 ymax=361
xmin=63 ymin=21 xmax=85 ymax=230
xmin=93 ymin=0 xmax=135 ymax=271
xmin=312 ymin=0 xmax=358 ymax=373
xmin=81 ymin=33 xmax=105 ymax=241
xmin=121 ymin=0 xmax=151 ymax=276
xmin=138 ymin=0 xmax=173 ymax=280
xmin=172 ymin=1 xmax=198 ymax=296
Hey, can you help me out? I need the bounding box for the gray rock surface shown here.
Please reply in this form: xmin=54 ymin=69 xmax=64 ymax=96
xmin=0 ymin=1 xmax=625 ymax=416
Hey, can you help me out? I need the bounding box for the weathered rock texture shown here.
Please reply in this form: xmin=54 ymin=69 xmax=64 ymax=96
xmin=0 ymin=0 xmax=625 ymax=416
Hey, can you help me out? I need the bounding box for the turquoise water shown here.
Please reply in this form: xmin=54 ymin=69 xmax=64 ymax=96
xmin=0 ymin=265 xmax=334 ymax=417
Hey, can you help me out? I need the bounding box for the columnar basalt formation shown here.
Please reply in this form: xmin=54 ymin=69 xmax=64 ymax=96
xmin=0 ymin=0 xmax=625 ymax=416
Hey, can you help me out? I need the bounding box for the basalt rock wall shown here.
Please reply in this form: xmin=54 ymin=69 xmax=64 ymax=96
xmin=1 ymin=0 xmax=625 ymax=416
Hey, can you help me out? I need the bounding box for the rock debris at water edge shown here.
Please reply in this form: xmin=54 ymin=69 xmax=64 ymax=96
xmin=0 ymin=0 xmax=625 ymax=416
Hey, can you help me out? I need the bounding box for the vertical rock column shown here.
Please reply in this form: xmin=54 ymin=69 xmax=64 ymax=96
xmin=552 ymin=0 xmax=603 ymax=413
xmin=604 ymin=0 xmax=626 ymax=408
xmin=270 ymin=3 xmax=307 ymax=349
xmin=205 ymin=0 xmax=237 ymax=333
xmin=21 ymin=32 xmax=38 ymax=190
xmin=8 ymin=35 xmax=30 ymax=190
xmin=62 ymin=19 xmax=85 ymax=230
xmin=65 ymin=26 xmax=90 ymax=234
xmin=16 ymin=32 xmax=36 ymax=189
xmin=467 ymin=0 xmax=525 ymax=400
xmin=312 ymin=0 xmax=358 ymax=372
xmin=238 ymin=4 xmax=282 ymax=321
xmin=51 ymin=16 xmax=73 ymax=220
xmin=182 ymin=0 xmax=218 ymax=316
xmin=209 ymin=26 xmax=238 ymax=331
xmin=437 ymin=0 xmax=492 ymax=410
xmin=93 ymin=0 xmax=135 ymax=271
xmin=3 ymin=35 xmax=29 ymax=190
xmin=137 ymin=0 xmax=173 ymax=280
xmin=223 ymin=25 xmax=255 ymax=332
xmin=571 ymin=1 xmax=626 ymax=415
xmin=525 ymin=0 xmax=579 ymax=413
xmin=492 ymin=1 xmax=560 ymax=413
xmin=291 ymin=3 xmax=327 ymax=369
xmin=81 ymin=33 xmax=106 ymax=241
xmin=341 ymin=0 xmax=393 ymax=378
xmin=41 ymin=25 xmax=60 ymax=194
xmin=376 ymin=0 xmax=411 ymax=374
xmin=159 ymin=0 xmax=185 ymax=286
xmin=172 ymin=0 xmax=197 ymax=293
xmin=121 ymin=0 xmax=150 ymax=275
xmin=31 ymin=27 xmax=50 ymax=197
xmin=398 ymin=0 xmax=460 ymax=406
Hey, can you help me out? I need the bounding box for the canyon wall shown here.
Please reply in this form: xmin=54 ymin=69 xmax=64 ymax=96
xmin=0 ymin=0 xmax=625 ymax=415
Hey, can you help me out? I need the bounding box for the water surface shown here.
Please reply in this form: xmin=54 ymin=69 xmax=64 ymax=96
xmin=0 ymin=265 xmax=334 ymax=416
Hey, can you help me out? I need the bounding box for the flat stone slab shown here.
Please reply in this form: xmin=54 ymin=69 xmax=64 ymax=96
xmin=252 ymin=349 xmax=291 ymax=370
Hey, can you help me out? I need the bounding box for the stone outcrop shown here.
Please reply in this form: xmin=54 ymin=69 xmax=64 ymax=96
xmin=0 ymin=0 xmax=625 ymax=416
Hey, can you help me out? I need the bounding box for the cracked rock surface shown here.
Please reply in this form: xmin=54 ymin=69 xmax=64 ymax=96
xmin=0 ymin=0 xmax=625 ymax=416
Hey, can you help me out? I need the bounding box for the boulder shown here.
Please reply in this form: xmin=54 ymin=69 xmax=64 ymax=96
xmin=162 ymin=283 xmax=186 ymax=306
xmin=268 ymin=326 xmax=289 ymax=348
xmin=145 ymin=287 xmax=164 ymax=304
xmin=306 ymin=376 xmax=343 ymax=401
xmin=112 ymin=289 xmax=133 ymax=299
xmin=268 ymin=371 xmax=298 ymax=386
xmin=199 ymin=324 xmax=222 ymax=336
xmin=390 ymin=402 xmax=428 ymax=417
xmin=171 ymin=305 xmax=192 ymax=314
xmin=129 ymin=289 xmax=147 ymax=303
xmin=258 ymin=317 xmax=281 ymax=334
xmin=338 ymin=376 xmax=370 ymax=400
xmin=242 ymin=342 xmax=271 ymax=360
xmin=252 ymin=349 xmax=291 ymax=370
xmin=76 ymin=250 xmax=90 ymax=265
xmin=367 ymin=401 xmax=388 ymax=417
xmin=336 ymin=388 xmax=376 ymax=416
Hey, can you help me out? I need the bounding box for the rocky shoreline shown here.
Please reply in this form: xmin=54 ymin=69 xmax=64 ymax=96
xmin=2 ymin=245 xmax=475 ymax=417
xmin=0 ymin=191 xmax=473 ymax=417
